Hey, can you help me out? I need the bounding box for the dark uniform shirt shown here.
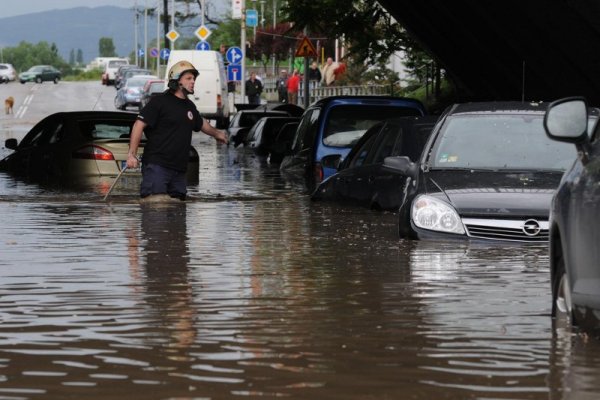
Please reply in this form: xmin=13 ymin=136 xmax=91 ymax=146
xmin=137 ymin=92 xmax=203 ymax=172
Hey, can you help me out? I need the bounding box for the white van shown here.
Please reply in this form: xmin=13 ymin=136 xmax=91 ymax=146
xmin=103 ymin=58 xmax=129 ymax=85
xmin=164 ymin=50 xmax=230 ymax=128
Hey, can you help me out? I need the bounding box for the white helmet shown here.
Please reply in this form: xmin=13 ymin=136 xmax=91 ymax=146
xmin=168 ymin=60 xmax=199 ymax=81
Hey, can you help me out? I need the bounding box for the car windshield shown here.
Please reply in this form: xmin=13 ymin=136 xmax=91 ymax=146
xmin=323 ymin=105 xmax=421 ymax=148
xmin=148 ymin=82 xmax=164 ymax=93
xmin=29 ymin=66 xmax=44 ymax=72
xmin=128 ymin=78 xmax=150 ymax=87
xmin=109 ymin=60 xmax=128 ymax=67
xmin=429 ymin=114 xmax=579 ymax=171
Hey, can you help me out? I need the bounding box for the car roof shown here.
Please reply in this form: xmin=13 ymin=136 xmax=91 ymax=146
xmin=311 ymin=95 xmax=425 ymax=109
xmin=446 ymin=101 xmax=551 ymax=115
xmin=41 ymin=111 xmax=137 ymax=120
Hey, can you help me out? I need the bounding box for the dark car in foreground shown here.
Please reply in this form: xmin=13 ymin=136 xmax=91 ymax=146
xmin=227 ymin=109 xmax=291 ymax=147
xmin=383 ymin=101 xmax=598 ymax=242
xmin=19 ymin=65 xmax=61 ymax=84
xmin=543 ymin=97 xmax=600 ymax=335
xmin=0 ymin=111 xmax=199 ymax=184
xmin=312 ymin=115 xmax=438 ymax=210
xmin=279 ymin=96 xmax=427 ymax=192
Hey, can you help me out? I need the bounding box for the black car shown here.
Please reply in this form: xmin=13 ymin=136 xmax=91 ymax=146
xmin=543 ymin=97 xmax=600 ymax=335
xmin=246 ymin=116 xmax=301 ymax=157
xmin=383 ymin=101 xmax=599 ymax=241
xmin=227 ymin=109 xmax=291 ymax=147
xmin=312 ymin=116 xmax=437 ymax=210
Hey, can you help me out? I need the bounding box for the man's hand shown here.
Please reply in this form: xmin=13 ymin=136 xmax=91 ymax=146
xmin=126 ymin=153 xmax=140 ymax=169
xmin=214 ymin=130 xmax=229 ymax=145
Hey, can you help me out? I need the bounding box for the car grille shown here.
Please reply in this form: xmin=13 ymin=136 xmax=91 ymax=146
xmin=462 ymin=218 xmax=549 ymax=242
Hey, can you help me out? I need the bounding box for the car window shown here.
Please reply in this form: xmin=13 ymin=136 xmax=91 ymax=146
xmin=292 ymin=108 xmax=320 ymax=153
xmin=348 ymin=132 xmax=378 ymax=168
xmin=47 ymin=123 xmax=65 ymax=144
xmin=19 ymin=117 xmax=61 ymax=147
xmin=79 ymin=120 xmax=135 ymax=140
xmin=323 ymin=105 xmax=421 ymax=148
xmin=370 ymin=123 xmax=401 ymax=164
xmin=246 ymin=118 xmax=265 ymax=142
xmin=430 ymin=114 xmax=577 ymax=171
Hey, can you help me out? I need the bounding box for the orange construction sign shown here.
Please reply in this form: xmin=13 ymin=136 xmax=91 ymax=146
xmin=295 ymin=36 xmax=317 ymax=58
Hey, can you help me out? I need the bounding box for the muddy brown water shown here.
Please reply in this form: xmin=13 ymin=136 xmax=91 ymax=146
xmin=1 ymin=136 xmax=600 ymax=399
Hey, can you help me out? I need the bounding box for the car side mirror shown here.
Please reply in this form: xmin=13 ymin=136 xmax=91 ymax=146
xmin=321 ymin=154 xmax=342 ymax=170
xmin=544 ymin=97 xmax=589 ymax=144
xmin=383 ymin=156 xmax=418 ymax=179
xmin=5 ymin=138 xmax=18 ymax=150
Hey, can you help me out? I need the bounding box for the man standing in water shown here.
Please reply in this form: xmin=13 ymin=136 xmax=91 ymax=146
xmin=126 ymin=60 xmax=228 ymax=200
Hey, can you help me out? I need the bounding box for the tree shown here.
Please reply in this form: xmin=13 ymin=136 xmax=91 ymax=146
xmin=249 ymin=23 xmax=298 ymax=74
xmin=99 ymin=38 xmax=117 ymax=57
xmin=3 ymin=41 xmax=68 ymax=72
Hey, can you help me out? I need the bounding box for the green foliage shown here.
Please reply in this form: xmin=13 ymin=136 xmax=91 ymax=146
xmin=63 ymin=68 xmax=103 ymax=82
xmin=99 ymin=37 xmax=117 ymax=57
xmin=2 ymin=41 xmax=68 ymax=72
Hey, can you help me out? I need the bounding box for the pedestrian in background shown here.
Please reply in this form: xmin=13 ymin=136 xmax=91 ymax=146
xmin=127 ymin=60 xmax=228 ymax=201
xmin=276 ymin=70 xmax=288 ymax=103
xmin=245 ymin=72 xmax=263 ymax=105
xmin=287 ymin=69 xmax=300 ymax=105
xmin=308 ymin=61 xmax=321 ymax=90
xmin=321 ymin=57 xmax=337 ymax=86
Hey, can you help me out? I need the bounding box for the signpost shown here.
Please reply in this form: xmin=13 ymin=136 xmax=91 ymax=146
xmin=246 ymin=9 xmax=258 ymax=27
xmin=160 ymin=48 xmax=171 ymax=60
xmin=226 ymin=47 xmax=243 ymax=65
xmin=227 ymin=65 xmax=241 ymax=81
xmin=196 ymin=41 xmax=211 ymax=51
xmin=295 ymin=36 xmax=316 ymax=108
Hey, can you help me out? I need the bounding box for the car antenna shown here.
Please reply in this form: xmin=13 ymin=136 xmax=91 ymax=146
xmin=92 ymin=91 xmax=103 ymax=111
xmin=521 ymin=60 xmax=526 ymax=102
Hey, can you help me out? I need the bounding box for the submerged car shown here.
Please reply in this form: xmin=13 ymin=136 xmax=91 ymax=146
xmin=543 ymin=97 xmax=600 ymax=335
xmin=245 ymin=116 xmax=301 ymax=157
xmin=312 ymin=116 xmax=438 ymax=210
xmin=0 ymin=111 xmax=199 ymax=184
xmin=383 ymin=101 xmax=599 ymax=242
xmin=19 ymin=65 xmax=61 ymax=84
xmin=227 ymin=109 xmax=291 ymax=147
xmin=280 ymin=96 xmax=427 ymax=192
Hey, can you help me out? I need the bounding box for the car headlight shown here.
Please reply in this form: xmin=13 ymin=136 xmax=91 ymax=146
xmin=411 ymin=195 xmax=465 ymax=235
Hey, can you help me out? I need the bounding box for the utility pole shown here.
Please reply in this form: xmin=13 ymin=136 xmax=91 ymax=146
xmin=163 ymin=0 xmax=169 ymax=50
xmin=272 ymin=0 xmax=277 ymax=76
xmin=241 ymin=0 xmax=246 ymax=102
xmin=144 ymin=0 xmax=148 ymax=69
xmin=156 ymin=0 xmax=160 ymax=75
xmin=171 ymin=0 xmax=175 ymax=50
xmin=134 ymin=1 xmax=139 ymax=65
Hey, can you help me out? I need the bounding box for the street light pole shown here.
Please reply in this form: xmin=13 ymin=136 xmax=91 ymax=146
xmin=241 ymin=0 xmax=246 ymax=102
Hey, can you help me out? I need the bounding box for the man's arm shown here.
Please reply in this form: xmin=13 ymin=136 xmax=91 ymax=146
xmin=127 ymin=119 xmax=146 ymax=168
xmin=201 ymin=119 xmax=229 ymax=145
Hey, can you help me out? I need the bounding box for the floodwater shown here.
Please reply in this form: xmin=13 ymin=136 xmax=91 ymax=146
xmin=2 ymin=103 xmax=600 ymax=400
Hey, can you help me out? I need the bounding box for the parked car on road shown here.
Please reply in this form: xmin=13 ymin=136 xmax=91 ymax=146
xmin=114 ymin=75 xmax=158 ymax=111
xmin=543 ymin=97 xmax=600 ymax=335
xmin=383 ymin=101 xmax=599 ymax=241
xmin=116 ymin=68 xmax=152 ymax=90
xmin=279 ymin=96 xmax=427 ymax=192
xmin=0 ymin=63 xmax=17 ymax=83
xmin=19 ymin=65 xmax=61 ymax=84
xmin=269 ymin=121 xmax=300 ymax=164
xmin=102 ymin=58 xmax=129 ymax=85
xmin=246 ymin=116 xmax=301 ymax=156
xmin=227 ymin=109 xmax=291 ymax=147
xmin=140 ymin=79 xmax=165 ymax=109
xmin=0 ymin=111 xmax=199 ymax=184
xmin=312 ymin=115 xmax=437 ymax=210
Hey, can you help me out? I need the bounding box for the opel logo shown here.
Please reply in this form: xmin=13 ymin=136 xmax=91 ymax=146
xmin=522 ymin=219 xmax=541 ymax=236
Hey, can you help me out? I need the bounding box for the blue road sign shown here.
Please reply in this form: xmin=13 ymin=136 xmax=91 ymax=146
xmin=196 ymin=41 xmax=211 ymax=51
xmin=246 ymin=9 xmax=258 ymax=27
xmin=160 ymin=48 xmax=170 ymax=60
xmin=150 ymin=48 xmax=159 ymax=58
xmin=226 ymin=46 xmax=243 ymax=65
xmin=227 ymin=65 xmax=242 ymax=82
xmin=138 ymin=48 xmax=145 ymax=57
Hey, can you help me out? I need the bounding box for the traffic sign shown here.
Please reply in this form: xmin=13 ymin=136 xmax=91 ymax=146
xmin=150 ymin=48 xmax=159 ymax=58
xmin=137 ymin=48 xmax=145 ymax=57
xmin=227 ymin=65 xmax=241 ymax=81
xmin=160 ymin=48 xmax=170 ymax=60
xmin=195 ymin=25 xmax=212 ymax=41
xmin=166 ymin=30 xmax=180 ymax=42
xmin=295 ymin=36 xmax=317 ymax=57
xmin=246 ymin=9 xmax=258 ymax=27
xmin=226 ymin=46 xmax=243 ymax=65
xmin=196 ymin=41 xmax=211 ymax=51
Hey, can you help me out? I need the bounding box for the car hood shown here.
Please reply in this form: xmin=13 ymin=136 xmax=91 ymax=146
xmin=422 ymin=169 xmax=563 ymax=218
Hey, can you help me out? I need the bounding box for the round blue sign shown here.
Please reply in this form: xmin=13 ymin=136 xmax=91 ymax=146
xmin=196 ymin=41 xmax=211 ymax=51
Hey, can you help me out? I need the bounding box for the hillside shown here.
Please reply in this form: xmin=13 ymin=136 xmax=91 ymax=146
xmin=0 ymin=6 xmax=215 ymax=64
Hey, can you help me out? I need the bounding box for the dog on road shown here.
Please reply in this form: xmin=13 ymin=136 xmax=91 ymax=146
xmin=4 ymin=96 xmax=14 ymax=115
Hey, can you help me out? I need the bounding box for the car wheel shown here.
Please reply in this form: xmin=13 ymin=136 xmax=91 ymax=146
xmin=552 ymin=249 xmax=574 ymax=326
xmin=53 ymin=77 xmax=59 ymax=84
xmin=35 ymin=76 xmax=42 ymax=84
xmin=20 ymin=80 xmax=25 ymax=84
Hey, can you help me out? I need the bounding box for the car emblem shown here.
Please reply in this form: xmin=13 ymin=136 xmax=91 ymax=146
xmin=522 ymin=219 xmax=541 ymax=236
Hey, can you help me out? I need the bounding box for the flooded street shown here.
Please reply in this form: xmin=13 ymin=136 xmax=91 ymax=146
xmin=1 ymin=83 xmax=600 ymax=399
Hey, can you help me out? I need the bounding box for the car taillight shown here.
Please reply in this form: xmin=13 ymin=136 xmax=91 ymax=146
xmin=72 ymin=145 xmax=115 ymax=160
xmin=313 ymin=162 xmax=323 ymax=184
xmin=217 ymin=94 xmax=222 ymax=108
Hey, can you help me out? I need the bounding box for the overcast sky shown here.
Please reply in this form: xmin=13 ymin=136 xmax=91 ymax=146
xmin=1 ymin=0 xmax=228 ymax=19
xmin=1 ymin=0 xmax=158 ymax=18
